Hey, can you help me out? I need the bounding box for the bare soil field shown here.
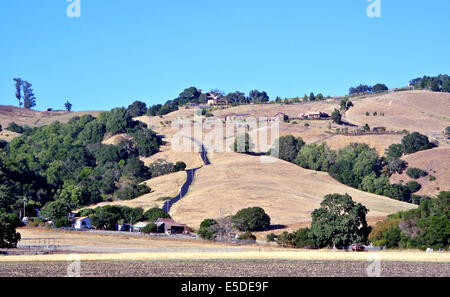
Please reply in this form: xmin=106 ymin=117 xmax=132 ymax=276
xmin=390 ymin=148 xmax=450 ymax=196
xmin=343 ymin=90 xmax=450 ymax=145
xmin=169 ymin=152 xmax=416 ymax=229
xmin=1 ymin=260 xmax=448 ymax=277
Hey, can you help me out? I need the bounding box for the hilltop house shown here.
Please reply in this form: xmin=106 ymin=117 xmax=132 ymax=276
xmin=299 ymin=111 xmax=329 ymax=120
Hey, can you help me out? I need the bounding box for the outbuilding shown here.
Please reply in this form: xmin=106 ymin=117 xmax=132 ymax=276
xmin=74 ymin=217 xmax=91 ymax=230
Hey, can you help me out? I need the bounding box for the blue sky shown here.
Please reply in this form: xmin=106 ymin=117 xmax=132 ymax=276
xmin=1 ymin=0 xmax=449 ymax=111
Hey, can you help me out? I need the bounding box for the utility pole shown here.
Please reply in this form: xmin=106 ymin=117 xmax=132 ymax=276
xmin=23 ymin=196 xmax=27 ymax=219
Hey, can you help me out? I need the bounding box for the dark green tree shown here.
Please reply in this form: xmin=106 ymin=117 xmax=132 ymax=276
xmin=0 ymin=209 xmax=21 ymax=248
xmin=331 ymin=109 xmax=342 ymax=124
xmin=143 ymin=207 xmax=170 ymax=222
xmin=311 ymin=193 xmax=371 ymax=248
xmin=64 ymin=101 xmax=73 ymax=111
xmin=127 ymin=100 xmax=148 ymax=117
xmin=22 ymin=81 xmax=36 ymax=109
xmin=232 ymin=207 xmax=271 ymax=232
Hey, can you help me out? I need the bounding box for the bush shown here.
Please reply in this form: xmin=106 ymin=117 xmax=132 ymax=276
xmin=141 ymin=223 xmax=157 ymax=234
xmin=0 ymin=140 xmax=7 ymax=149
xmin=237 ymin=231 xmax=256 ymax=241
xmin=406 ymin=181 xmax=422 ymax=193
xmin=147 ymin=159 xmax=179 ymax=178
xmin=406 ymin=168 xmax=428 ymax=179
xmin=268 ymin=135 xmax=305 ymax=163
xmin=174 ymin=161 xmax=187 ymax=172
xmin=53 ymin=217 xmax=71 ymax=228
xmin=6 ymin=122 xmax=24 ymax=134
xmin=232 ymin=207 xmax=271 ymax=232
xmin=198 ymin=219 xmax=218 ymax=240
xmin=266 ymin=233 xmax=277 ymax=242
xmin=293 ymin=228 xmax=316 ymax=248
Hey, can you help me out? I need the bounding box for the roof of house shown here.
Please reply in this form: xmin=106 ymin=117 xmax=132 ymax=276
xmin=75 ymin=216 xmax=90 ymax=222
xmin=155 ymin=218 xmax=185 ymax=227
xmin=133 ymin=222 xmax=150 ymax=228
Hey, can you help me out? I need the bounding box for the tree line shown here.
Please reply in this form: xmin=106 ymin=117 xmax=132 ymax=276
xmin=0 ymin=105 xmax=164 ymax=231
xmin=266 ymin=132 xmax=436 ymax=204
xmin=409 ymin=74 xmax=450 ymax=93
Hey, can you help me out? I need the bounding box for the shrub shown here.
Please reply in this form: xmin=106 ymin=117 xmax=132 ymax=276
xmin=406 ymin=168 xmax=428 ymax=179
xmin=293 ymin=228 xmax=316 ymax=248
xmin=0 ymin=140 xmax=7 ymax=149
xmin=53 ymin=217 xmax=71 ymax=228
xmin=174 ymin=161 xmax=187 ymax=172
xmin=232 ymin=207 xmax=271 ymax=232
xmin=141 ymin=223 xmax=157 ymax=234
xmin=237 ymin=231 xmax=256 ymax=241
xmin=6 ymin=122 xmax=24 ymax=134
xmin=266 ymin=233 xmax=277 ymax=242
xmin=406 ymin=181 xmax=422 ymax=193
xmin=198 ymin=219 xmax=218 ymax=240
xmin=429 ymin=175 xmax=436 ymax=181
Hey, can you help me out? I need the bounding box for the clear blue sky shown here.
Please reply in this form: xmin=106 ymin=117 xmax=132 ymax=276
xmin=1 ymin=0 xmax=449 ymax=111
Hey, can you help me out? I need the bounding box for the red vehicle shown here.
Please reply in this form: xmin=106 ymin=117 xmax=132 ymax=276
xmin=352 ymin=244 xmax=366 ymax=252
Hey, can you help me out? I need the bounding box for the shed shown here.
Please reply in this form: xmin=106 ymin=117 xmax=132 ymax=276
xmin=74 ymin=217 xmax=91 ymax=229
xmin=155 ymin=218 xmax=186 ymax=234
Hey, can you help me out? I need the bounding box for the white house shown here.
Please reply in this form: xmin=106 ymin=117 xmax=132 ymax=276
xmin=132 ymin=222 xmax=150 ymax=232
xmin=74 ymin=217 xmax=91 ymax=230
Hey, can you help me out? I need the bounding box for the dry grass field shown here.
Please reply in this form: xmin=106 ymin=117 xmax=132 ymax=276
xmin=323 ymin=134 xmax=404 ymax=156
xmin=390 ymin=148 xmax=450 ymax=196
xmin=0 ymin=105 xmax=101 ymax=128
xmin=169 ymin=152 xmax=416 ymax=229
xmin=344 ymin=90 xmax=450 ymax=145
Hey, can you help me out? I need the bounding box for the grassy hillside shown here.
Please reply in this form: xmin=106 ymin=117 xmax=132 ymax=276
xmin=390 ymin=148 xmax=450 ymax=196
xmin=343 ymin=90 xmax=450 ymax=145
xmin=169 ymin=152 xmax=416 ymax=229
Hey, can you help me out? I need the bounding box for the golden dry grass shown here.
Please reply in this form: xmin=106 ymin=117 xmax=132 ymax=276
xmin=343 ymin=90 xmax=450 ymax=144
xmin=324 ymin=134 xmax=404 ymax=156
xmin=390 ymin=148 xmax=450 ymax=196
xmin=1 ymin=250 xmax=448 ymax=263
xmin=0 ymin=130 xmax=21 ymax=142
xmin=169 ymin=152 xmax=416 ymax=229
xmin=14 ymin=227 xmax=246 ymax=250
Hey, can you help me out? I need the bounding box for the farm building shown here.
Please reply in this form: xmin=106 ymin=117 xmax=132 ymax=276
xmin=74 ymin=217 xmax=91 ymax=230
xmin=272 ymin=112 xmax=288 ymax=122
xmin=299 ymin=111 xmax=329 ymax=120
xmin=155 ymin=218 xmax=186 ymax=234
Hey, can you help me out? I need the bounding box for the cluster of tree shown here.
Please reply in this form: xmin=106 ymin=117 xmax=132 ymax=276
xmin=275 ymin=194 xmax=371 ymax=248
xmin=369 ymin=191 xmax=449 ymax=250
xmin=231 ymin=133 xmax=254 ymax=154
xmin=5 ymin=122 xmax=31 ymax=134
xmin=146 ymin=159 xmax=186 ymax=178
xmin=349 ymin=83 xmax=388 ymax=95
xmin=198 ymin=207 xmax=271 ymax=241
xmin=409 ymin=75 xmax=450 ymax=93
xmin=13 ymin=78 xmax=37 ymax=109
xmin=146 ymin=87 xmax=270 ymax=117
xmin=0 ymin=108 xmax=162 ymax=225
xmin=115 ymin=183 xmax=151 ymax=200
xmin=269 ymin=132 xmax=436 ymax=204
